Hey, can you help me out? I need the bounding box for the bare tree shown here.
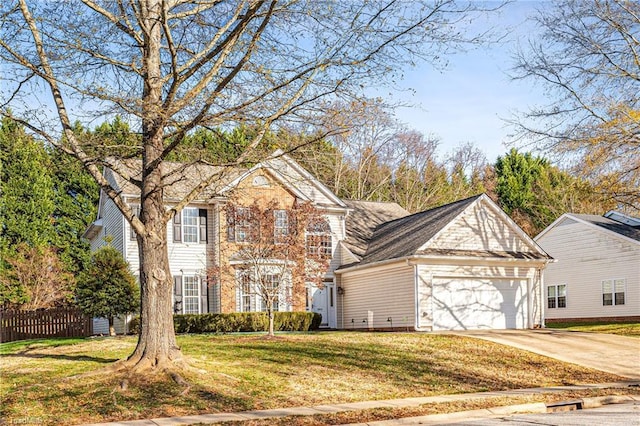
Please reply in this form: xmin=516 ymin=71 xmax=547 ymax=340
xmin=220 ymin=200 xmax=329 ymax=337
xmin=0 ymin=244 xmax=74 ymax=310
xmin=510 ymin=0 xmax=640 ymax=211
xmin=0 ymin=0 xmax=496 ymax=372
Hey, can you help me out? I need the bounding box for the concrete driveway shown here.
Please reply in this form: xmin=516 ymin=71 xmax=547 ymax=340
xmin=444 ymin=329 xmax=640 ymax=380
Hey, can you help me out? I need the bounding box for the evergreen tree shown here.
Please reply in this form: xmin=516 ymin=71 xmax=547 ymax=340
xmin=49 ymin=149 xmax=99 ymax=275
xmin=0 ymin=117 xmax=56 ymax=251
xmin=76 ymin=245 xmax=140 ymax=336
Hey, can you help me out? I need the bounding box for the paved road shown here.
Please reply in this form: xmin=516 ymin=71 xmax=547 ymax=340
xmin=443 ymin=329 xmax=640 ymax=380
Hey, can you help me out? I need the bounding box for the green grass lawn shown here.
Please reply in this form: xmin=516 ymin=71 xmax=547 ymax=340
xmin=546 ymin=321 xmax=640 ymax=337
xmin=0 ymin=332 xmax=627 ymax=425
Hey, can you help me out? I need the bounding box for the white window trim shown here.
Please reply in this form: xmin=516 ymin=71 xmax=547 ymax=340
xmin=182 ymin=276 xmax=201 ymax=314
xmin=306 ymin=218 xmax=333 ymax=256
xmin=602 ymin=278 xmax=626 ymax=306
xmin=182 ymin=208 xmax=199 ymax=243
xmin=547 ymin=284 xmax=567 ymax=309
xmin=236 ymin=269 xmax=292 ymax=313
xmin=274 ymin=210 xmax=289 ymax=242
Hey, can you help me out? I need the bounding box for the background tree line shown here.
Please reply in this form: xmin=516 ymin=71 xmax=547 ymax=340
xmin=0 ymin=108 xmax=616 ymax=312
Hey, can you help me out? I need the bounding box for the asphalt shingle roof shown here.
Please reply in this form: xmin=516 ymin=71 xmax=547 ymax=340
xmin=571 ymin=213 xmax=640 ymax=242
xmin=342 ymin=200 xmax=410 ymax=258
xmin=360 ymin=195 xmax=483 ymax=265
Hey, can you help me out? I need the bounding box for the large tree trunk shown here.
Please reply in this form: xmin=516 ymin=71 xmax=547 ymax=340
xmin=127 ymin=226 xmax=181 ymax=369
xmin=125 ymin=0 xmax=182 ymax=371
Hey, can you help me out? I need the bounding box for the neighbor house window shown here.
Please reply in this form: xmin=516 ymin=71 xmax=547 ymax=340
xmin=183 ymin=276 xmax=201 ymax=314
xmin=274 ymin=210 xmax=289 ymax=243
xmin=173 ymin=208 xmax=207 ymax=243
xmin=547 ymin=284 xmax=566 ymax=309
xmin=306 ymin=218 xmax=332 ymax=256
xmin=602 ymin=279 xmax=625 ymax=306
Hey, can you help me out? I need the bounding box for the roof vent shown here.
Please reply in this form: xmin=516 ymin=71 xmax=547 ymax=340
xmin=604 ymin=211 xmax=640 ymax=227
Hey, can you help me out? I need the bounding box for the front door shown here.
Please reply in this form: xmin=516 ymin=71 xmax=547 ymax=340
xmin=309 ymin=282 xmax=335 ymax=328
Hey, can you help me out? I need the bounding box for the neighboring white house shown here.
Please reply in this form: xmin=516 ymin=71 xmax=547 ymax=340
xmin=535 ymin=211 xmax=640 ymax=322
xmin=85 ymin=152 xmax=553 ymax=333
xmin=336 ymin=194 xmax=552 ymax=331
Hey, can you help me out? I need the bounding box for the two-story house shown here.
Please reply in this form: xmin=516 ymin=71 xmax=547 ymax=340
xmin=86 ymin=152 xmax=551 ymax=333
xmin=85 ymin=152 xmax=349 ymax=332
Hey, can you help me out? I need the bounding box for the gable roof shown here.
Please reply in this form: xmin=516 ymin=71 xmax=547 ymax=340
xmin=105 ymin=158 xmax=240 ymax=201
xmin=221 ymin=151 xmax=347 ymax=209
xmin=536 ymin=212 xmax=640 ymax=246
xmin=102 ymin=151 xmax=346 ymax=209
xmin=343 ymin=200 xmax=410 ymax=258
xmin=358 ymin=195 xmax=482 ymax=265
xmin=339 ymin=194 xmax=551 ymax=270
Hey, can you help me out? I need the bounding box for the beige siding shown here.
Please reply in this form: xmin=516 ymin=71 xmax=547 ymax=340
xmin=269 ymin=157 xmax=339 ymax=207
xmin=339 ymin=263 xmax=416 ymax=330
xmin=537 ymin=219 xmax=640 ymax=320
xmin=326 ymin=213 xmax=346 ymax=275
xmin=417 ymin=263 xmax=542 ymax=330
xmin=126 ymin=204 xmax=214 ymax=279
xmin=428 ymin=201 xmax=530 ymax=252
xmin=99 ymin=197 xmax=124 ymax=254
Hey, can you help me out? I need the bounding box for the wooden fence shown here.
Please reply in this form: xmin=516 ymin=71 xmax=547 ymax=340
xmin=0 ymin=307 xmax=93 ymax=343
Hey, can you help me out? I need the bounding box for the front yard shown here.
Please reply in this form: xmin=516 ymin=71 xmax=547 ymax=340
xmin=546 ymin=321 xmax=640 ymax=337
xmin=0 ymin=332 xmax=628 ymax=425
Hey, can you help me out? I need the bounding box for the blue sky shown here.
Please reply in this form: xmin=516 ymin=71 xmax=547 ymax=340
xmin=3 ymin=1 xmax=546 ymax=165
xmin=385 ymin=1 xmax=547 ymax=163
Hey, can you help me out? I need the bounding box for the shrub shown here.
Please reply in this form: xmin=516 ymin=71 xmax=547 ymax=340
xmin=128 ymin=311 xmax=321 ymax=334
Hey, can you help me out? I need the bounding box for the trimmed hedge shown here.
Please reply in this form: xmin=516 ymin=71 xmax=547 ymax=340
xmin=129 ymin=311 xmax=321 ymax=334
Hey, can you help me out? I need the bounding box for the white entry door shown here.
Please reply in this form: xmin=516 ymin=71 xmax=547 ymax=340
xmin=309 ymin=283 xmax=336 ymax=328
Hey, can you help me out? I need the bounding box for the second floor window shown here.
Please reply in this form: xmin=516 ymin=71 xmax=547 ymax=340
xmin=306 ymin=218 xmax=332 ymax=257
xmin=274 ymin=210 xmax=289 ymax=243
xmin=227 ymin=206 xmax=259 ymax=243
xmin=173 ymin=208 xmax=207 ymax=243
xmin=182 ymin=208 xmax=199 ymax=242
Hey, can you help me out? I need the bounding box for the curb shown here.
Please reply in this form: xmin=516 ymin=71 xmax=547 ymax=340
xmin=348 ymin=395 xmax=640 ymax=426
xmin=82 ymin=382 xmax=639 ymax=426
xmin=346 ymin=403 xmax=549 ymax=426
xmin=581 ymin=394 xmax=639 ymax=409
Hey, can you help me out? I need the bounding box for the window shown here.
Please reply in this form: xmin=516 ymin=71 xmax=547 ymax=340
xmin=306 ymin=218 xmax=332 ymax=257
xmin=238 ymin=272 xmax=254 ymax=312
xmin=182 ymin=208 xmax=199 ymax=243
xmin=173 ymin=208 xmax=207 ymax=243
xmin=129 ymin=205 xmax=140 ymax=240
xmin=252 ymin=175 xmax=270 ymax=187
xmin=602 ymin=279 xmax=625 ymax=306
xmin=234 ymin=207 xmax=258 ymax=243
xmin=274 ymin=210 xmax=289 ymax=243
xmin=237 ymin=270 xmax=291 ymax=312
xmin=183 ymin=276 xmax=200 ymax=314
xmin=547 ymin=284 xmax=566 ymax=309
xmin=260 ymin=274 xmax=279 ymax=312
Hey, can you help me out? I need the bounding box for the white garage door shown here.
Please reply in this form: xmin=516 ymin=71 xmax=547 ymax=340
xmin=432 ymin=278 xmax=528 ymax=330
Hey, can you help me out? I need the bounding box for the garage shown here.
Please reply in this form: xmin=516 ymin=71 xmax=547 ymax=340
xmin=431 ymin=278 xmax=529 ymax=330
